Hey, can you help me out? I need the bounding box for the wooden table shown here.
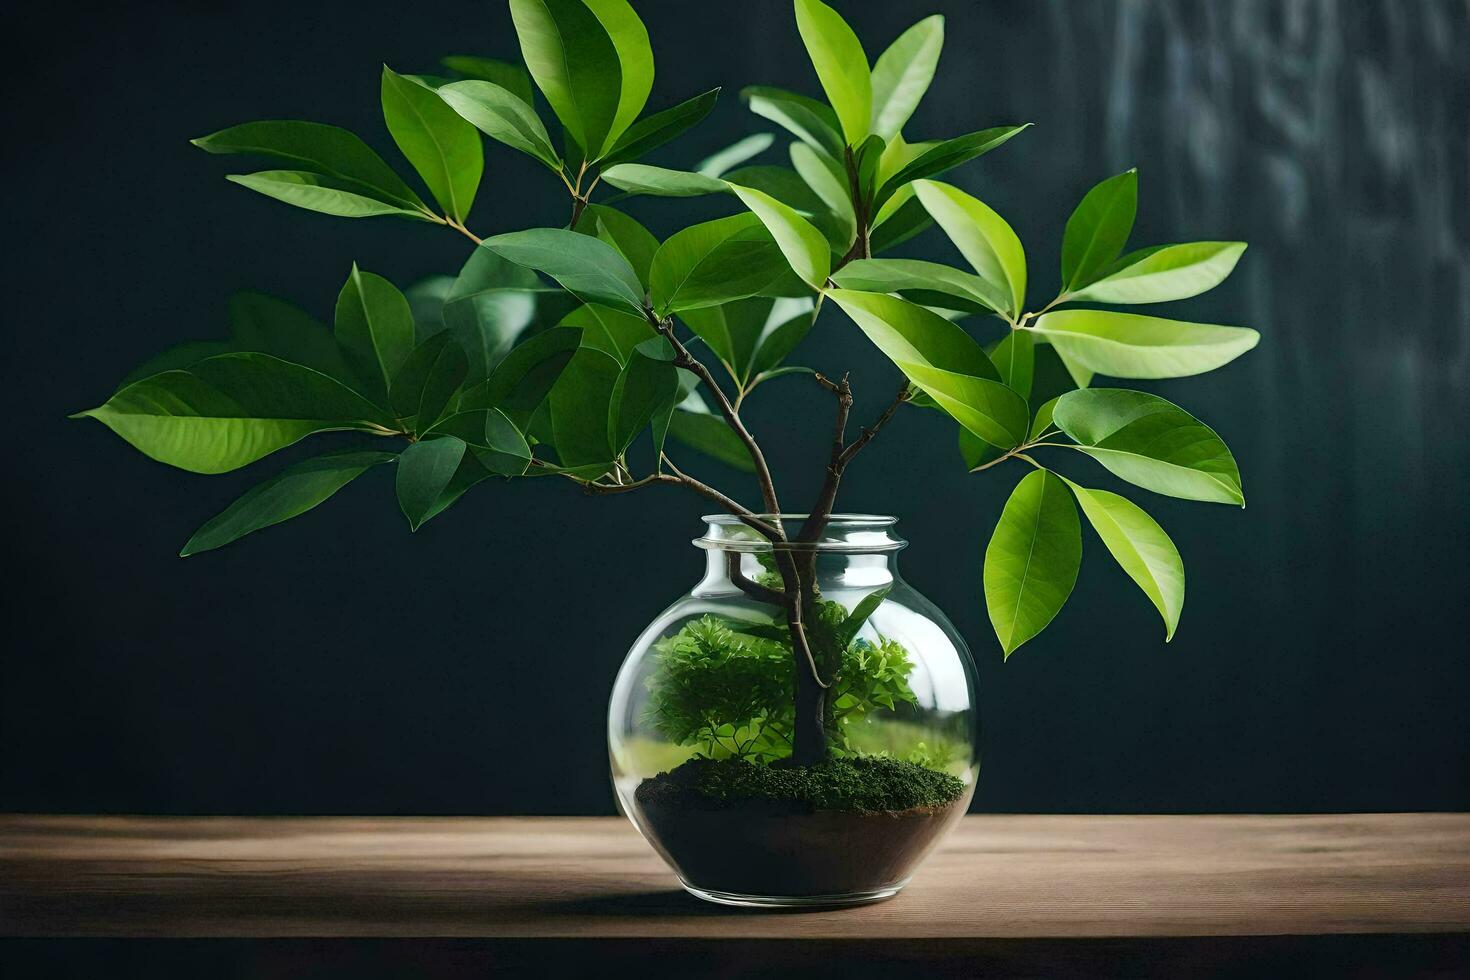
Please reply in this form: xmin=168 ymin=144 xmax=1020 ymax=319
xmin=3 ymin=814 xmax=1467 ymax=977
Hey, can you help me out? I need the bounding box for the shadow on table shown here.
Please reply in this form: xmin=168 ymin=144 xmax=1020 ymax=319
xmin=540 ymin=888 xmax=726 ymax=918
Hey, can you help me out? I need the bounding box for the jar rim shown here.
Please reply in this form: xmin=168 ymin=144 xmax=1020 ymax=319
xmin=695 ymin=513 xmax=907 ymax=553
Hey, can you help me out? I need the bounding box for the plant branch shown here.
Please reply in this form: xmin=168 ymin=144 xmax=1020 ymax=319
xmin=725 ymin=552 xmax=784 ymax=605
xmin=446 ymin=219 xmax=482 ymax=245
xmin=659 ymin=455 xmax=783 ymax=541
xmin=967 ymin=437 xmax=1072 ymax=474
xmin=649 ymin=315 xmax=784 ymax=522
xmin=836 ymin=145 xmax=872 ymax=267
xmin=798 ymin=372 xmax=854 ymax=544
xmin=837 ymin=381 xmax=910 ymax=468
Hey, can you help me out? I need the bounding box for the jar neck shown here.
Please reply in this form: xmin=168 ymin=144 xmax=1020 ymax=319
xmin=697 ymin=549 xmax=901 ymax=597
xmin=692 ymin=515 xmax=906 ymax=597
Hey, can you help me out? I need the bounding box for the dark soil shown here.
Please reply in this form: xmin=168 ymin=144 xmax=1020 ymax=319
xmin=634 ymin=757 xmax=971 ymax=899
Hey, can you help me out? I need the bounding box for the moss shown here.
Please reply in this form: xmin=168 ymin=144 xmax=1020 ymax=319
xmin=637 ymin=756 xmax=966 ymax=814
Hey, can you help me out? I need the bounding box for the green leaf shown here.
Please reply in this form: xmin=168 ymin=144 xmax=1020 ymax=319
xmin=1029 ymin=394 xmax=1060 ymax=440
xmin=561 ymin=303 xmax=653 ymax=363
xmin=1029 ymin=310 xmax=1260 ymax=379
xmin=438 ymin=79 xmax=561 ymax=171
xmin=511 ymin=0 xmax=608 ymax=155
xmin=651 ymin=367 xmax=700 ymax=461
xmin=1068 ymin=242 xmax=1247 ymax=304
xmin=442 ymin=248 xmax=544 ymax=382
xmin=192 ymin=120 xmax=427 ymax=212
xmin=753 ymin=365 xmax=814 ymax=384
xmin=957 ymin=424 xmax=990 ymax=470
xmin=389 ymin=332 xmax=468 ymax=434
xmin=1052 ymin=388 xmax=1244 ymax=505
xmin=826 ymin=289 xmax=995 ymax=378
xmin=827 ymin=289 xmax=1027 ymax=447
xmin=869 ymin=15 xmax=943 ymax=140
xmin=334 ymin=264 xmax=416 ymax=400
xmin=719 ymin=166 xmax=822 ymax=212
xmin=440 ymin=56 xmax=535 ymax=103
xmin=224 ymin=171 xmax=433 ymax=221
xmin=118 ymin=340 xmax=236 ymax=390
xmin=727 ymin=182 xmax=831 ymax=289
xmin=679 ymin=297 xmax=810 ymax=385
xmin=740 ymin=86 xmax=845 ymax=159
xmin=602 ymin=88 xmax=720 ymax=166
xmin=912 ymin=179 xmax=1027 ymax=317
xmin=877 ymin=125 xmax=1029 ymax=204
xmin=120 ymin=293 xmax=356 ymax=391
xmin=794 ymin=0 xmax=871 ymax=146
xmin=649 ymin=213 xmax=787 ymax=315
xmin=609 ymin=346 xmax=679 ymax=453
xmin=381 ymin=66 xmax=483 ymax=221
xmin=831 ymin=257 xmax=1009 ymax=316
xmin=835 ymin=585 xmax=893 ymax=649
xmin=680 ymin=300 xmax=752 ymax=376
xmin=548 ymin=346 xmax=622 ymax=467
xmin=984 ymin=469 xmax=1081 ymax=656
xmin=847 ymin=136 xmax=879 ymax=200
xmin=988 ymin=329 xmax=1034 ymax=399
xmin=424 ymin=408 xmax=532 ymax=475
xmin=413 ymin=448 xmax=495 ymax=523
xmin=583 ymin=0 xmax=654 ymax=158
xmin=875 ymin=133 xmax=932 ymax=187
xmin=510 ymin=0 xmax=623 ymax=162
xmin=180 ymin=449 xmax=395 ymax=556
xmin=720 ymin=164 xmax=847 ymax=248
xmin=666 ymin=409 xmax=756 ymax=472
xmin=1061 ymin=169 xmax=1137 ymax=291
xmin=404 ymin=275 xmax=455 ymax=342
xmin=74 ymin=353 xmax=389 ymax=474
xmin=397 ymin=435 xmax=468 ymax=530
xmin=747 ymin=299 xmax=816 ymax=378
xmin=869 ymin=185 xmax=932 ymax=253
xmin=574 ymin=204 xmax=660 ymax=290
xmin=904 ymin=362 xmax=1030 ymax=450
xmin=1062 ymin=478 xmax=1185 ymax=641
xmin=477 ymin=410 xmax=535 ymax=475
xmin=789 ymin=142 xmax=856 ymax=249
xmin=696 ymin=133 xmax=775 ymax=177
xmin=457 ymin=325 xmax=582 ymax=424
xmin=228 ymin=292 xmax=357 ymax=387
xmin=479 ymin=228 xmax=645 ymax=313
xmin=599 ymin=162 xmax=729 ymax=197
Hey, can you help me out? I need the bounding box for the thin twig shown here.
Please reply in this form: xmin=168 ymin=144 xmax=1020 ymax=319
xmin=798 ymin=372 xmax=854 ymax=544
xmin=725 ymin=552 xmax=784 ymax=605
xmin=837 ymin=381 xmax=910 ymax=468
xmin=660 ymin=456 xmax=782 ymax=541
xmin=445 ymin=219 xmax=482 ymax=245
xmin=649 ymin=315 xmax=784 ymax=522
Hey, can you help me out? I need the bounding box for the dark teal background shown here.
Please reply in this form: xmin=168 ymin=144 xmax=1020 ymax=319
xmin=3 ymin=0 xmax=1466 ymax=814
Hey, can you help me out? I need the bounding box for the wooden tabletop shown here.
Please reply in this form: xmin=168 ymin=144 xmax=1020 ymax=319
xmin=2 ymin=813 xmax=1467 ymax=941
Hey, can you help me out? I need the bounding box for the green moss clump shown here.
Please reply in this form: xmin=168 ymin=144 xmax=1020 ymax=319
xmin=638 ymin=756 xmax=966 ymax=813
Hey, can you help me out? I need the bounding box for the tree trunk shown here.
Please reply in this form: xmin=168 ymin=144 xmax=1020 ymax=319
xmin=791 ymin=630 xmax=828 ymax=766
xmin=773 ymin=552 xmax=829 ymax=767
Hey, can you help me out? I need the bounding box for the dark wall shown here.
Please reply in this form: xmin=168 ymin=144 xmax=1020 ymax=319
xmin=3 ymin=0 xmax=1466 ymax=815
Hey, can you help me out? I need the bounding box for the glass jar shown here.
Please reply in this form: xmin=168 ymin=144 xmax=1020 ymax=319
xmin=608 ymin=515 xmax=979 ymax=908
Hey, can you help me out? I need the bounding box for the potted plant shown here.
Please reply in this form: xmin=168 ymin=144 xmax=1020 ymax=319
xmin=74 ymin=0 xmax=1256 ymax=907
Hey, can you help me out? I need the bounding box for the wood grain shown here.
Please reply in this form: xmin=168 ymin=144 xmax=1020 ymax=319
xmin=1 ymin=814 xmax=1466 ymax=939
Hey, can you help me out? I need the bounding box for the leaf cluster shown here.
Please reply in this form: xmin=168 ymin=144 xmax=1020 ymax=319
xmin=74 ymin=0 xmax=1261 ymax=662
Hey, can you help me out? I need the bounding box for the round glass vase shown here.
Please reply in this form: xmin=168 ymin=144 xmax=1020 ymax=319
xmin=608 ymin=515 xmax=979 ymax=908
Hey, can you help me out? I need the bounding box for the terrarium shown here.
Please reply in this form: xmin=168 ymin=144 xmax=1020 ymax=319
xmin=610 ymin=515 xmax=977 ymax=905
xmin=74 ymin=0 xmax=1256 ymax=908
